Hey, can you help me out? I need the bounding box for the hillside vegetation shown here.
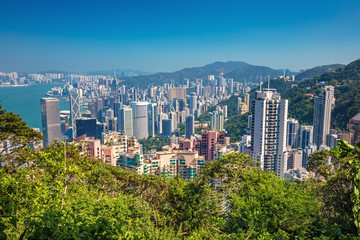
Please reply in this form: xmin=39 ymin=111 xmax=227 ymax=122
xmin=201 ymin=59 xmax=360 ymax=141
xmin=295 ymin=64 xmax=344 ymax=81
xmin=284 ymin=58 xmax=360 ymax=128
xmin=1 ymin=104 xmax=360 ymax=239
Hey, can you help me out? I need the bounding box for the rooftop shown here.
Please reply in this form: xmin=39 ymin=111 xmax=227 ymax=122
xmin=351 ymin=112 xmax=360 ymax=121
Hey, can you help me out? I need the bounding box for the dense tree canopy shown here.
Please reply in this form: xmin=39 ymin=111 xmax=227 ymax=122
xmin=1 ymin=104 xmax=360 ymax=239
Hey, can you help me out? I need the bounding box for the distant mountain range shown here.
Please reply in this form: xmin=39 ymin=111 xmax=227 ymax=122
xmin=35 ymin=61 xmax=346 ymax=89
xmin=121 ymin=61 xmax=297 ymax=88
xmin=295 ymin=64 xmax=344 ymax=81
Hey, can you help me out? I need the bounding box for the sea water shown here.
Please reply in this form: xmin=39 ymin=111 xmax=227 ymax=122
xmin=0 ymin=84 xmax=69 ymax=129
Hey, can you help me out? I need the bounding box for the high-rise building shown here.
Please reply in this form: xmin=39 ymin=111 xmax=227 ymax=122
xmin=119 ymin=106 xmax=133 ymax=136
xmin=169 ymin=87 xmax=186 ymax=100
xmin=189 ymin=92 xmax=197 ymax=114
xmin=162 ymin=119 xmax=172 ymax=136
xmin=222 ymin=105 xmax=228 ymax=119
xmin=41 ymin=98 xmax=61 ymax=146
xmin=313 ymin=85 xmax=335 ymax=149
xmin=210 ymin=109 xmax=224 ymax=131
xmin=75 ymin=118 xmax=97 ymax=138
xmin=130 ymin=102 xmax=149 ymax=139
xmin=105 ymin=108 xmax=117 ymax=133
xmin=287 ymin=118 xmax=299 ymax=148
xmin=196 ymin=130 xmax=225 ymax=161
xmin=185 ymin=115 xmax=195 ymax=139
xmin=250 ymin=90 xmax=288 ymax=178
xmin=168 ymin=111 xmax=177 ymax=132
xmin=148 ymin=103 xmax=157 ymax=137
xmin=70 ymin=89 xmax=80 ymax=139
xmin=299 ymin=126 xmax=314 ymax=149
xmin=179 ymin=98 xmax=186 ymax=111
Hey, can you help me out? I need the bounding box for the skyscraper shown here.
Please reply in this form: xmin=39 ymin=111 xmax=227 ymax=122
xmin=250 ymin=90 xmax=288 ymax=178
xmin=299 ymin=126 xmax=313 ymax=149
xmin=41 ymin=98 xmax=61 ymax=146
xmin=185 ymin=115 xmax=195 ymax=139
xmin=313 ymin=85 xmax=335 ymax=149
xmin=189 ymin=92 xmax=197 ymax=114
xmin=70 ymin=89 xmax=80 ymax=139
xmin=130 ymin=102 xmax=149 ymax=139
xmin=148 ymin=103 xmax=157 ymax=137
xmin=162 ymin=119 xmax=172 ymax=136
xmin=119 ymin=106 xmax=133 ymax=136
xmin=105 ymin=108 xmax=117 ymax=133
xmin=286 ymin=118 xmax=299 ymax=148
xmin=211 ymin=109 xmax=224 ymax=131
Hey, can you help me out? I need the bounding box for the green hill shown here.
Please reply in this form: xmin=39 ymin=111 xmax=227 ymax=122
xmin=1 ymin=103 xmax=359 ymax=239
xmin=200 ymin=59 xmax=360 ymax=141
xmin=285 ymin=59 xmax=360 ymax=129
xmin=295 ymin=64 xmax=344 ymax=81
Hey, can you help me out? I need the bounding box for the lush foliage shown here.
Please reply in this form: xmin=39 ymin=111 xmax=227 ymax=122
xmin=224 ymin=113 xmax=249 ymax=143
xmin=2 ymin=105 xmax=360 ymax=239
xmin=285 ymin=59 xmax=360 ymax=128
xmin=198 ymin=59 xmax=360 ymax=136
xmin=138 ymin=136 xmax=169 ymax=153
xmin=197 ymin=95 xmax=239 ymax=123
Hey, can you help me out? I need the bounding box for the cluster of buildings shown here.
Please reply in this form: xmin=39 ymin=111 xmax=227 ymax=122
xmin=39 ymin=73 xmax=253 ymax=180
xmin=37 ymin=69 xmax=360 ymax=182
xmin=234 ymin=84 xmax=359 ymax=180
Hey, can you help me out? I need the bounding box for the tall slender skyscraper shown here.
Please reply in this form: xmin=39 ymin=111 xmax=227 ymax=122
xmin=70 ymin=89 xmax=80 ymax=139
xmin=189 ymin=92 xmax=197 ymax=114
xmin=41 ymin=98 xmax=61 ymax=146
xmin=313 ymin=85 xmax=335 ymax=149
xmin=250 ymin=90 xmax=288 ymax=178
xmin=130 ymin=102 xmax=149 ymax=139
xmin=148 ymin=103 xmax=157 ymax=137
xmin=287 ymin=118 xmax=299 ymax=148
xmin=185 ymin=115 xmax=195 ymax=139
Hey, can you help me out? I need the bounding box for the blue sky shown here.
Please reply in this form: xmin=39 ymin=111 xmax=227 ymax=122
xmin=0 ymin=0 xmax=360 ymax=73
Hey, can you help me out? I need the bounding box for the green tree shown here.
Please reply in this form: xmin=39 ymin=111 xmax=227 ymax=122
xmin=0 ymin=102 xmax=44 ymax=172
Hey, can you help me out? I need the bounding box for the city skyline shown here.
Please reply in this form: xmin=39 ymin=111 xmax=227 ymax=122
xmin=1 ymin=0 xmax=360 ymax=73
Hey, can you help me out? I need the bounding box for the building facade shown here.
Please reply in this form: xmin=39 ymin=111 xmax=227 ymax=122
xmin=313 ymin=85 xmax=335 ymax=149
xmin=41 ymin=97 xmax=61 ymax=146
xmin=250 ymin=90 xmax=288 ymax=178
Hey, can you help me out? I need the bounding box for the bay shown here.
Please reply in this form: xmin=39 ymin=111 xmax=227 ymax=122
xmin=0 ymin=84 xmax=69 ymax=130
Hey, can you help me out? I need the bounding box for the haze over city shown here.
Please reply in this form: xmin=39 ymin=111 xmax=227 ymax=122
xmin=1 ymin=0 xmax=360 ymax=72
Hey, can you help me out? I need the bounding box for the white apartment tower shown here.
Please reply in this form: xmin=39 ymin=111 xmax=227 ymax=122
xmin=250 ymin=90 xmax=288 ymax=178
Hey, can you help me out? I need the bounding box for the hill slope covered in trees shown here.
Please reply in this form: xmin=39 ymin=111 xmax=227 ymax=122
xmin=295 ymin=64 xmax=344 ymax=81
xmin=1 ymin=103 xmax=360 ymax=239
xmin=201 ymin=59 xmax=360 ymax=141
